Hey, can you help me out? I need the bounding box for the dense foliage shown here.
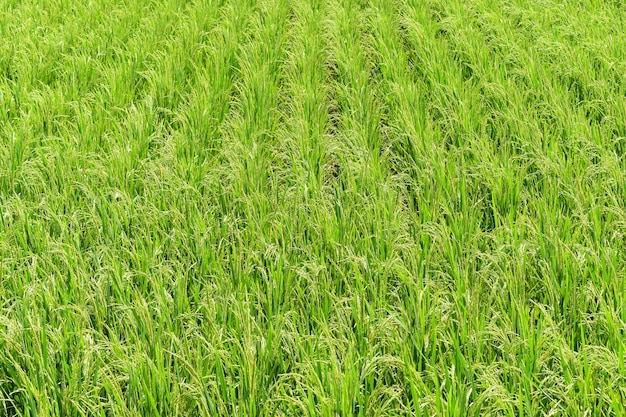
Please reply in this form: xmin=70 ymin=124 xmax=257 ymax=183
xmin=1 ymin=0 xmax=625 ymax=415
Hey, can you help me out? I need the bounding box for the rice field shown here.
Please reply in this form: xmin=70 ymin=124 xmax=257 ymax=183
xmin=1 ymin=0 xmax=626 ymax=415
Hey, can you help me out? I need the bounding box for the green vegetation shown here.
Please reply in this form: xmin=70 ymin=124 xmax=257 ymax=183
xmin=1 ymin=0 xmax=626 ymax=415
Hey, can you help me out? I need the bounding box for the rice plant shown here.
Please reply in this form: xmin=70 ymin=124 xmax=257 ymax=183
xmin=1 ymin=0 xmax=625 ymax=415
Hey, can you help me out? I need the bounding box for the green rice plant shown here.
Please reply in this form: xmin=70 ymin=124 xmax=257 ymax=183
xmin=1 ymin=0 xmax=626 ymax=415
